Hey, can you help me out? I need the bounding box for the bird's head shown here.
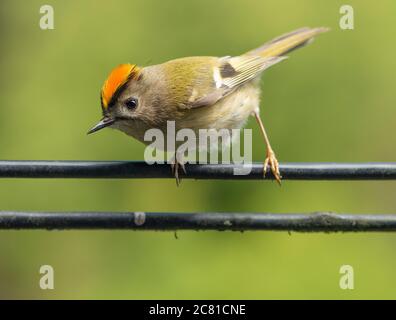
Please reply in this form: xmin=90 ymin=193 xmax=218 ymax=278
xmin=88 ymin=63 xmax=146 ymax=134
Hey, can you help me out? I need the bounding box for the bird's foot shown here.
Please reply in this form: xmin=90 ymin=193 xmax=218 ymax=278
xmin=171 ymin=159 xmax=186 ymax=186
xmin=264 ymin=149 xmax=282 ymax=185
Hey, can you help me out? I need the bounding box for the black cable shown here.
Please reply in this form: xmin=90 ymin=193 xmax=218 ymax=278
xmin=1 ymin=211 xmax=396 ymax=232
xmin=0 ymin=161 xmax=395 ymax=180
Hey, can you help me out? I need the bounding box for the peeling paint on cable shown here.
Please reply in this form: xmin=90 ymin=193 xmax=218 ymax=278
xmin=134 ymin=212 xmax=146 ymax=226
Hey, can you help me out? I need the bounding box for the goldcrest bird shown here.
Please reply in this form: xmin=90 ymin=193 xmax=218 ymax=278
xmin=88 ymin=27 xmax=328 ymax=185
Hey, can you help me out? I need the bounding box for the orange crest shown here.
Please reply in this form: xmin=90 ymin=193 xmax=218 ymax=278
xmin=101 ymin=64 xmax=140 ymax=109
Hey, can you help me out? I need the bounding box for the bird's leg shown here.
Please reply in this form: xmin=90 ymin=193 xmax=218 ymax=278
xmin=253 ymin=111 xmax=281 ymax=185
xmin=170 ymin=152 xmax=186 ymax=186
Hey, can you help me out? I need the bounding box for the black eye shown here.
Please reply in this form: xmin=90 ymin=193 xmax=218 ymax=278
xmin=125 ymin=97 xmax=138 ymax=109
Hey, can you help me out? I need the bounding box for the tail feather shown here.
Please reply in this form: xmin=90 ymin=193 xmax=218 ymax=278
xmin=245 ymin=27 xmax=329 ymax=58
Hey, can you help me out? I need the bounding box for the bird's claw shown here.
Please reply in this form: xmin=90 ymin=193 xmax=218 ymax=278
xmin=264 ymin=150 xmax=282 ymax=185
xmin=171 ymin=160 xmax=186 ymax=186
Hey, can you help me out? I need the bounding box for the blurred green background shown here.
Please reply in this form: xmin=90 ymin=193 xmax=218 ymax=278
xmin=1 ymin=0 xmax=396 ymax=299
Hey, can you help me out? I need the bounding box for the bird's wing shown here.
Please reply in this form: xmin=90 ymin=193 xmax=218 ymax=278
xmin=187 ymin=55 xmax=286 ymax=108
xmin=185 ymin=27 xmax=328 ymax=108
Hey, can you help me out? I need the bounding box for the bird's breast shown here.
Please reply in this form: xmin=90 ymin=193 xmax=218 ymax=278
xmin=177 ymin=81 xmax=261 ymax=132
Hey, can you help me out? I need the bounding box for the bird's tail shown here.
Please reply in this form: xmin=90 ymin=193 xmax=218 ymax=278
xmin=245 ymin=27 xmax=329 ymax=58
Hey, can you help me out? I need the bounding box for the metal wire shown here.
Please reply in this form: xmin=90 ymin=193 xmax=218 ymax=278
xmin=0 ymin=161 xmax=395 ymax=180
xmin=1 ymin=211 xmax=396 ymax=232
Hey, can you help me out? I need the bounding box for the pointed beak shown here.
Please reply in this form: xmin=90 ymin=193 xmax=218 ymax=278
xmin=87 ymin=117 xmax=115 ymax=134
